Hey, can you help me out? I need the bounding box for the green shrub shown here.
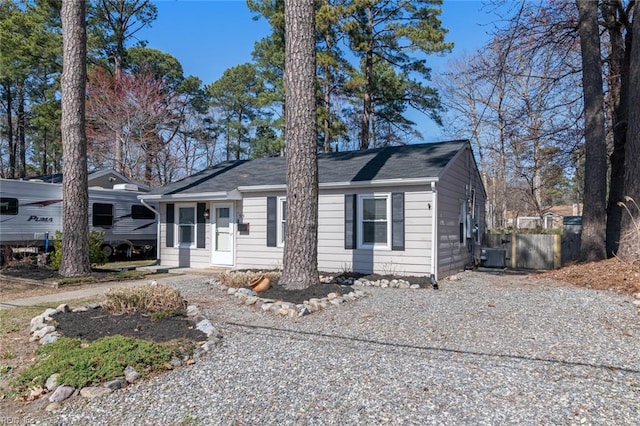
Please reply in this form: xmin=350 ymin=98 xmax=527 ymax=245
xmin=49 ymin=231 xmax=109 ymax=270
xmin=12 ymin=336 xmax=188 ymax=391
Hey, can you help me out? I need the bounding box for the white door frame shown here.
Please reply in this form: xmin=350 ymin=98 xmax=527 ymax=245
xmin=210 ymin=202 xmax=235 ymax=266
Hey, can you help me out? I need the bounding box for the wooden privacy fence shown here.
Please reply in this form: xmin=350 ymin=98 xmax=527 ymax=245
xmin=484 ymin=229 xmax=581 ymax=270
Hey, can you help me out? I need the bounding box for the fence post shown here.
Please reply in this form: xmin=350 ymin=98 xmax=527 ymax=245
xmin=511 ymin=232 xmax=517 ymax=269
xmin=554 ymin=233 xmax=561 ymax=269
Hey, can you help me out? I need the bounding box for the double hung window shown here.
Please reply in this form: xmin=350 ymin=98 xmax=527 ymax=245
xmin=358 ymin=194 xmax=390 ymax=248
xmin=178 ymin=206 xmax=195 ymax=246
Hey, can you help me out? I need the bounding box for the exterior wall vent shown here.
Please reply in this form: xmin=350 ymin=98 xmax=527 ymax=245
xmin=113 ymin=183 xmax=139 ymax=191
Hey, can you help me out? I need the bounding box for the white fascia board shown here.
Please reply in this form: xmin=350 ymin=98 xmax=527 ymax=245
xmin=237 ymin=177 xmax=438 ymax=193
xmin=138 ymin=191 xmax=240 ymax=202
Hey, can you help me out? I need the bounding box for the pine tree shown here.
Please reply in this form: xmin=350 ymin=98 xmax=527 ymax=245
xmin=279 ymin=0 xmax=319 ymax=290
xmin=60 ymin=0 xmax=91 ymax=277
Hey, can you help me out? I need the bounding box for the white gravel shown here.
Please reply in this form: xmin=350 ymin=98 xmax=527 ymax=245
xmin=36 ymin=271 xmax=640 ymax=425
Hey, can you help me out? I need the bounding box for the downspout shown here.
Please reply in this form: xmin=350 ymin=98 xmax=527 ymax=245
xmin=141 ymin=198 xmax=161 ymax=265
xmin=431 ymin=181 xmax=439 ymax=289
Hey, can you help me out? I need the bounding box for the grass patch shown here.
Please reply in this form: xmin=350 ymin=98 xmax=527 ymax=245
xmin=100 ymin=259 xmax=157 ymax=269
xmin=12 ymin=335 xmax=193 ymax=392
xmin=114 ymin=270 xmax=149 ymax=280
xmin=0 ymin=351 xmax=16 ymax=360
xmin=57 ymin=276 xmax=95 ymax=286
xmin=0 ymin=305 xmax=49 ymax=335
xmin=0 ymin=298 xmax=103 ymax=336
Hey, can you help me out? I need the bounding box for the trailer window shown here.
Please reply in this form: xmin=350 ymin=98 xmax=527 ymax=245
xmin=0 ymin=198 xmax=18 ymax=215
xmin=93 ymin=203 xmax=113 ymax=227
xmin=132 ymin=204 xmax=155 ymax=219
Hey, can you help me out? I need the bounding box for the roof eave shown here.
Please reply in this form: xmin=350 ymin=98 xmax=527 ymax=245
xmin=138 ymin=189 xmax=242 ymax=201
xmin=237 ymin=177 xmax=439 ymax=193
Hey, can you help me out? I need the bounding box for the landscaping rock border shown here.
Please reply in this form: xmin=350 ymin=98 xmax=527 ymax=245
xmin=210 ymin=273 xmax=424 ymax=317
xmin=26 ymin=297 xmax=222 ymax=408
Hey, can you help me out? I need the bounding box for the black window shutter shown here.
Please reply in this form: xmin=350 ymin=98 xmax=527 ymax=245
xmin=196 ymin=203 xmax=206 ymax=248
xmin=267 ymin=196 xmax=277 ymax=247
xmin=345 ymin=194 xmax=356 ymax=249
xmin=391 ymin=192 xmax=405 ymax=251
xmin=166 ymin=203 xmax=175 ymax=247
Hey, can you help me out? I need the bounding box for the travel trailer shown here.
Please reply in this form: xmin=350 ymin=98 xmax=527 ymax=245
xmin=0 ymin=179 xmax=158 ymax=261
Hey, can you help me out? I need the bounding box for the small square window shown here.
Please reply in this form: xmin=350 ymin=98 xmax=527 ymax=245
xmin=93 ymin=203 xmax=113 ymax=227
xmin=131 ymin=204 xmax=155 ymax=220
xmin=0 ymin=198 xmax=18 ymax=215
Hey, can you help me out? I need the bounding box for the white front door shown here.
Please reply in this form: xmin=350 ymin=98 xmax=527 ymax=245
xmin=211 ymin=204 xmax=234 ymax=266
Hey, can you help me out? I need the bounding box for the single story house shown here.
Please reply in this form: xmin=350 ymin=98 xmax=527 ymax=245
xmin=139 ymin=140 xmax=486 ymax=280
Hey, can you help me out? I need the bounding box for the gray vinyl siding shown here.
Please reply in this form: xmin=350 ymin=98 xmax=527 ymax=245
xmin=235 ymin=187 xmax=434 ymax=276
xmin=158 ymin=202 xmax=212 ymax=268
xmin=318 ymin=188 xmax=434 ymax=276
xmin=235 ymin=191 xmax=286 ymax=270
xmin=436 ymin=147 xmax=486 ymax=278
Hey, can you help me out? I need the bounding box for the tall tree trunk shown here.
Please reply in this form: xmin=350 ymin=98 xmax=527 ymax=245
xmin=144 ymin=137 xmax=154 ymax=185
xmin=114 ymin=68 xmax=124 ymax=173
xmin=497 ymin=94 xmax=508 ymax=229
xmin=360 ymin=5 xmax=374 ymax=151
xmin=41 ymin=128 xmax=48 ymax=175
xmin=5 ymin=84 xmax=15 ymax=178
xmin=60 ymin=0 xmax=91 ymax=277
xmin=280 ymin=0 xmax=318 ymax=290
xmin=322 ymin=64 xmax=332 ymax=152
xmin=602 ymin=1 xmax=631 ymax=257
xmin=576 ymin=0 xmax=607 ymax=261
xmin=17 ymin=86 xmax=26 ymax=178
xmin=225 ymin=121 xmax=231 ymax=161
xmin=618 ymin=8 xmax=640 ymax=260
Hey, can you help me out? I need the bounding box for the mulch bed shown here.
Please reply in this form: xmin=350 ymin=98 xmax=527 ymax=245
xmin=257 ymin=272 xmax=434 ymax=304
xmin=53 ymin=308 xmax=207 ymax=343
xmin=258 ymin=282 xmax=355 ymax=304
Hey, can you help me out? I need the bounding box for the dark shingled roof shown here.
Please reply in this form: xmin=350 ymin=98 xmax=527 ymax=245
xmin=150 ymin=140 xmax=470 ymax=196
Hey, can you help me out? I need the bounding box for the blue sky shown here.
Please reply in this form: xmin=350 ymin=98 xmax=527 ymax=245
xmin=137 ymin=0 xmax=504 ymax=141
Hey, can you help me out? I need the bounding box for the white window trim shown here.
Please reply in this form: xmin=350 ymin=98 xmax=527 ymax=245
xmin=176 ymin=203 xmax=197 ymax=248
xmin=277 ymin=196 xmax=286 ymax=247
xmin=357 ymin=193 xmax=391 ymax=250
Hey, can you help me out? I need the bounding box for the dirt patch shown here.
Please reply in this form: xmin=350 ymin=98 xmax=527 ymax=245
xmin=0 ymin=263 xmax=60 ymax=282
xmin=0 ymin=261 xmax=158 ymax=300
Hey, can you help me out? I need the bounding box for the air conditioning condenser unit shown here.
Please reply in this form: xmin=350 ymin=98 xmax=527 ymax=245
xmin=480 ymin=248 xmax=506 ymax=268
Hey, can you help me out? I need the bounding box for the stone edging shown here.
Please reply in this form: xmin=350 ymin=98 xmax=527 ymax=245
xmin=27 ymin=302 xmax=221 ymax=409
xmin=209 ymin=274 xmax=423 ymax=318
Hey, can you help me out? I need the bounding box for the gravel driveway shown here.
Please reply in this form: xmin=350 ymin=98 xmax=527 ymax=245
xmin=39 ymin=271 xmax=640 ymax=425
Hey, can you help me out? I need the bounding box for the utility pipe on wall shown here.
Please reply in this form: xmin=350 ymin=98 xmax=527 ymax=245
xmin=431 ymin=181 xmax=438 ymax=289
